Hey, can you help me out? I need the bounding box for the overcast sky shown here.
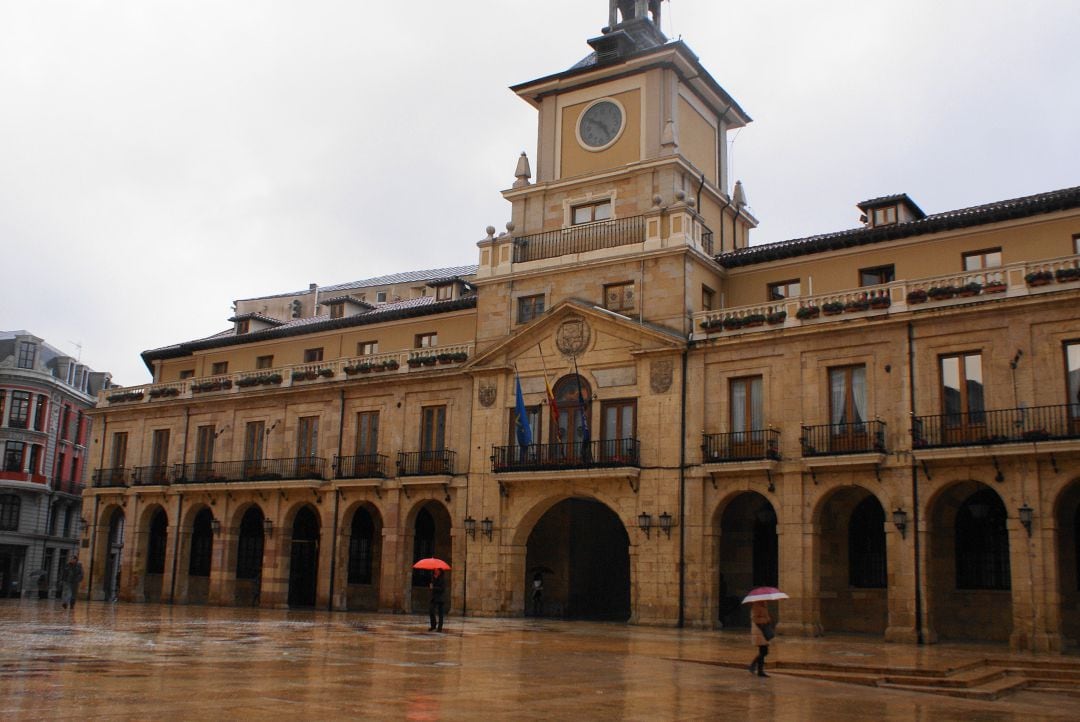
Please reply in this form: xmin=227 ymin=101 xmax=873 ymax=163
xmin=2 ymin=0 xmax=1077 ymax=386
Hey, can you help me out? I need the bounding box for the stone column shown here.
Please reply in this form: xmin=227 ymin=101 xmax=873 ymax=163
xmin=884 ymin=522 xmax=918 ymax=643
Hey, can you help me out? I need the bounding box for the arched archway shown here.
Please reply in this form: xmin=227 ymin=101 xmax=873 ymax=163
xmin=144 ymin=507 xmax=168 ymax=602
xmin=235 ymin=506 xmax=265 ymax=606
xmin=524 ymin=497 xmax=630 ymax=621
xmin=105 ymin=507 xmax=126 ymax=602
xmin=815 ymin=487 xmax=887 ymax=635
xmin=187 ymin=507 xmax=214 ymax=604
xmin=715 ymin=492 xmax=777 ymax=629
xmin=1055 ymin=480 xmax=1080 ymax=645
xmin=346 ymin=504 xmax=382 ymax=611
xmin=409 ymin=501 xmax=452 ymax=612
xmin=928 ymin=482 xmax=1012 ymax=642
xmin=288 ymin=506 xmax=320 ymax=608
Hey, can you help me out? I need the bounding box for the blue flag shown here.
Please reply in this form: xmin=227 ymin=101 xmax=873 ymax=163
xmin=514 ymin=375 xmax=532 ymax=448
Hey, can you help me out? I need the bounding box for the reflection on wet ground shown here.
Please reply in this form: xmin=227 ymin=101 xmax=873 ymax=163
xmin=0 ymin=600 xmax=1076 ymax=720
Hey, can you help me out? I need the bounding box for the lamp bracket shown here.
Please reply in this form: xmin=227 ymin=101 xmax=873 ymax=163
xmin=1050 ymin=453 xmax=1059 ymax=475
xmin=992 ymin=455 xmax=1004 ymax=483
xmin=810 ymin=468 xmax=818 ymax=485
xmin=402 ymin=484 xmax=411 ymax=499
xmin=765 ymin=468 xmax=774 ymax=494
xmin=498 ymin=481 xmax=509 ymax=498
xmin=627 ymin=476 xmax=639 ymax=494
xmin=443 ymin=484 xmax=451 ymax=503
xmin=920 ymin=459 xmax=932 ymax=481
xmin=874 ymin=463 xmax=882 ymax=483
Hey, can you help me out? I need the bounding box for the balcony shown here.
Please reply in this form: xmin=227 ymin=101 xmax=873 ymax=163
xmin=397 ymin=450 xmax=457 ymax=477
xmin=512 ymin=216 xmax=647 ymax=263
xmin=801 ymin=420 xmax=887 ymax=457
xmin=702 ymin=429 xmax=780 ymax=463
xmin=693 ymin=253 xmax=1080 ymax=340
xmin=491 ymin=438 xmax=640 ymax=473
xmin=913 ymin=404 xmax=1080 ymax=449
xmin=92 ymin=468 xmax=131 ymax=488
xmin=172 ymin=457 xmax=328 ymax=484
xmin=334 ymin=454 xmax=389 ymax=479
xmin=133 ymin=465 xmax=171 ymax=486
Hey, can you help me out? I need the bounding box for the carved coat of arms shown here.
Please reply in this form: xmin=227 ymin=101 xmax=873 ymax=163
xmin=555 ymin=317 xmax=591 ymax=358
xmin=478 ymin=381 xmax=497 ymax=408
xmin=650 ymin=359 xmax=674 ymax=394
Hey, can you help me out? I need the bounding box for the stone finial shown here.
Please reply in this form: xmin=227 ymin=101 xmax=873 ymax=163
xmin=652 ymin=194 xmax=663 ymax=207
xmin=674 ymin=189 xmax=686 ymax=202
xmin=513 ymin=152 xmax=532 ymax=188
xmin=485 ymin=226 xmax=496 ymax=240
xmin=733 ymin=180 xmax=748 ymax=208
xmin=661 ymin=118 xmax=678 ymax=152
xmin=505 ymin=221 xmax=515 ymax=233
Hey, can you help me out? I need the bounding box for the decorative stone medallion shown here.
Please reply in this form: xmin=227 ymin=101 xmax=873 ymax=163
xmin=478 ymin=381 xmax=497 ymax=408
xmin=650 ymin=359 xmax=674 ymax=394
xmin=555 ymin=316 xmax=591 ymax=358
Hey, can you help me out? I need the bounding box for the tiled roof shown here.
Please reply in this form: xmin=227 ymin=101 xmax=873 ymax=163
xmin=319 ymin=296 xmax=373 ymax=308
xmin=227 ymin=312 xmax=284 ymax=325
xmin=717 ymin=185 xmax=1080 ymax=268
xmin=234 ymin=265 xmax=480 ymax=302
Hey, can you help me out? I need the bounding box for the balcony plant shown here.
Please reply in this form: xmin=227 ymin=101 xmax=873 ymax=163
xmin=291 ymin=370 xmax=318 ymax=382
xmin=844 ymin=296 xmax=870 ymax=312
xmin=381 ymin=359 xmax=400 ymax=371
xmin=1055 ymin=266 xmax=1080 ymax=282
xmin=317 ymin=368 xmax=335 ymax=378
xmin=108 ymin=390 xmax=145 ymax=403
xmin=822 ymin=301 xmax=845 ymax=316
xmin=957 ymin=281 xmax=982 ymax=297
xmin=237 ymin=377 xmax=261 ymax=387
xmin=1025 ymin=270 xmax=1053 ymax=286
xmin=407 ymin=357 xmax=423 ymax=368
xmin=743 ymin=313 xmax=767 ymax=327
xmin=148 ymin=387 xmax=180 ymax=398
xmin=722 ymin=316 xmax=745 ymax=331
xmin=191 ymin=379 xmax=232 ymax=392
xmin=906 ymin=289 xmax=928 ymax=304
xmin=795 ymin=305 xmax=820 ymax=320
xmin=927 ymin=285 xmax=956 ymax=300
xmin=869 ymin=294 xmax=891 ymax=309
xmin=766 ymin=310 xmax=787 ymax=325
xmin=982 ymin=280 xmax=1007 ymax=294
xmin=699 ymin=317 xmax=722 ymax=331
xmin=421 ymin=355 xmax=438 ymax=366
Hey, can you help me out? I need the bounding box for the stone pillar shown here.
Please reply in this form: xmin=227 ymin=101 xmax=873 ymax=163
xmin=884 ymin=522 xmax=918 ymax=643
xmin=207 ymin=528 xmax=235 ymax=606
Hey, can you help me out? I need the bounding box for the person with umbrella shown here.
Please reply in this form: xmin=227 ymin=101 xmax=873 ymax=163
xmin=743 ymin=586 xmax=787 ymax=678
xmin=413 ymin=558 xmax=450 ymax=632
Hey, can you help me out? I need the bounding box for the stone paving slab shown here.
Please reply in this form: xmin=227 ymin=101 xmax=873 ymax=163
xmin=1 ymin=600 xmax=1077 ymax=720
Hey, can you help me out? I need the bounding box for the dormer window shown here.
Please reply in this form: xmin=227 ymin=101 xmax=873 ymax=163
xmin=573 ymin=199 xmax=612 ymax=225
xmin=436 ymin=284 xmax=453 ymax=301
xmin=873 ymin=207 xmax=897 ymax=226
xmin=857 ymin=193 xmax=925 ymax=228
xmin=330 ymin=304 xmax=344 ymax=319
xmin=236 ymin=319 xmax=250 ymax=334
xmin=16 ymin=341 xmax=36 ymax=369
xmin=376 ymin=291 xmax=388 ymax=304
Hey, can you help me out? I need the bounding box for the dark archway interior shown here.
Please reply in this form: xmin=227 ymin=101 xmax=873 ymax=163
xmin=526 ymin=498 xmax=630 ymax=621
xmin=144 ymin=508 xmax=168 ymax=602
xmin=1057 ymin=482 xmax=1080 ymax=645
xmin=235 ymin=506 xmax=265 ymax=607
xmin=409 ymin=503 xmax=452 ymax=612
xmin=717 ymin=492 xmax=777 ymax=629
xmin=818 ymin=488 xmax=887 ymax=635
xmin=347 ymin=506 xmax=381 ymax=611
xmin=288 ymin=507 xmax=319 ymax=608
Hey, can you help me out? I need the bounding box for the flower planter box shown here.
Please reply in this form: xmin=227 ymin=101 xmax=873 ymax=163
xmin=795 ymin=307 xmax=820 ymax=320
xmin=906 ymin=290 xmax=928 ymax=304
xmin=766 ymin=311 xmax=787 ymax=325
xmin=822 ymin=302 xmax=844 ymax=316
xmin=982 ymin=283 xmax=1007 ymax=294
xmin=869 ymin=297 xmax=891 ymax=309
xmin=1025 ymin=271 xmax=1054 ymax=287
xmin=1055 ymin=268 xmax=1080 ymax=282
xmin=927 ymin=287 xmax=956 ymax=301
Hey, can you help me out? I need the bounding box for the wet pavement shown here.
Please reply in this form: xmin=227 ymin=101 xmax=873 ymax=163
xmin=1 ymin=600 xmax=1077 ymax=721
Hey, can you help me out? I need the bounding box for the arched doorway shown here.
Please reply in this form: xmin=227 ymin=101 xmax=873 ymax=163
xmin=816 ymin=488 xmax=887 ymax=635
xmin=347 ymin=505 xmax=382 ymax=611
xmin=188 ymin=508 xmax=213 ymax=604
xmin=525 ymin=498 xmax=630 ymax=621
xmin=928 ymin=483 xmax=1012 ymax=642
xmin=716 ymin=492 xmax=777 ymax=629
xmin=235 ymin=506 xmax=265 ymax=606
xmin=288 ymin=506 xmax=320 ymax=608
xmin=410 ymin=502 xmax=451 ymax=612
xmin=1055 ymin=481 xmax=1080 ymax=646
xmin=144 ymin=508 xmax=168 ymax=602
xmin=105 ymin=508 xmax=126 ymax=602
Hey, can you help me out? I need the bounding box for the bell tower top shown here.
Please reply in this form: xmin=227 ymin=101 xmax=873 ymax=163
xmin=609 ymin=0 xmax=662 ymax=29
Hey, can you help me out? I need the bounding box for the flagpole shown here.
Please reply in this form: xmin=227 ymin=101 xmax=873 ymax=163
xmin=537 ymin=343 xmax=562 ymax=443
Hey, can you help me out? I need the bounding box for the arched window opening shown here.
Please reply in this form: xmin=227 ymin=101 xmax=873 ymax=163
xmin=189 ymin=508 xmax=213 ymax=578
xmin=348 ymin=509 xmax=375 ymax=584
xmin=849 ymin=497 xmax=886 ymax=588
xmin=236 ymin=508 xmax=265 ymax=580
xmin=147 ymin=510 xmax=168 ymax=575
xmin=956 ymin=489 xmax=1010 ymax=590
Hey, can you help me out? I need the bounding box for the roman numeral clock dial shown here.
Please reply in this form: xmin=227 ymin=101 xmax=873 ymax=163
xmin=577 ymin=99 xmax=624 ymax=151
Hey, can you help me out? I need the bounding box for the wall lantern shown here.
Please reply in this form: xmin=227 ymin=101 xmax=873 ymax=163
xmin=481 ymin=517 xmax=494 ymax=541
xmin=464 ymin=516 xmax=477 ymax=540
xmin=658 ymin=512 xmax=674 ymax=539
xmin=210 ymin=518 xmax=222 ymax=535
xmin=637 ymin=512 xmax=653 ymax=538
xmin=263 ymin=518 xmax=273 ymax=537
xmin=1018 ymin=504 xmax=1034 ymax=537
xmin=892 ymin=508 xmax=908 ymax=539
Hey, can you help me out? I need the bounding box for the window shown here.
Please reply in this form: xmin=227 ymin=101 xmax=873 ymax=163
xmin=554 ymin=375 xmax=592 ymax=447
xmin=3 ymin=442 xmax=24 ymax=473
xmin=55 ymin=453 xmax=66 ymax=484
xmin=110 ymin=432 xmax=128 ymax=469
xmin=297 ymin=416 xmax=319 ymax=459
xmin=872 ymin=206 xmax=897 ymax=226
xmin=603 ymin=282 xmax=635 ymax=312
xmin=1065 ymin=342 xmax=1080 ymax=428
xmin=572 ymin=199 xmax=612 ymax=225
xmin=355 ymin=411 xmax=379 ymax=456
xmin=702 ymin=286 xmax=715 ymax=311
xmin=150 ymin=429 xmax=170 ymax=482
xmin=601 ymin=399 xmax=636 ymax=439
xmin=767 ymin=279 xmax=800 ymax=301
xmin=195 ymin=425 xmax=215 ymax=466
xmin=33 ymin=395 xmax=47 ymax=432
xmin=236 ymin=319 xmax=250 ymax=334
xmin=60 ymin=406 xmax=71 ymax=440
xmin=941 ymin=352 xmax=984 ymax=427
xmin=0 ymin=494 xmax=20 ymax=530
xmin=415 ymin=332 xmax=438 ymax=349
xmin=303 ymin=348 xmax=323 ymax=363
xmin=348 ymin=509 xmax=375 ymax=584
xmin=517 ymin=295 xmax=545 ymax=324
xmin=962 ymin=248 xmax=1002 ymax=272
xmin=829 ymin=365 xmax=867 ymax=428
xmin=0 ymin=391 xmax=4 ymax=425
xmin=436 ymin=284 xmax=453 ymax=301
xmin=330 ymin=303 xmax=345 ymax=319
xmin=48 ymin=502 xmax=60 ymax=536
xmin=256 ymin=355 xmax=274 ymax=370
xmin=357 ymin=341 xmax=378 ymax=356
xmin=28 ymin=445 xmax=43 ymax=475
xmin=179 ymin=369 xmax=195 ymax=380
xmin=509 ymin=405 xmax=540 ymax=448
xmin=8 ymin=391 xmax=30 ymax=429
xmin=730 ymin=376 xmax=764 ymax=433
xmin=859 ymin=265 xmax=895 ymax=286
xmin=1074 ymin=234 xmax=1080 ymax=255
xmin=17 ymin=341 xmax=36 ymax=369
xmin=420 ymin=406 xmax=447 ymax=452
xmin=211 ymin=361 xmax=228 ymax=375
xmin=244 ymin=421 xmax=265 ymax=467
xmin=375 ymin=291 xmax=388 ymax=304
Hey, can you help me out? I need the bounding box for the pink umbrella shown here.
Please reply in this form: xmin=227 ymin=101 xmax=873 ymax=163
xmin=412 ymin=557 xmax=451 ymax=571
xmin=742 ymin=586 xmax=789 ymax=603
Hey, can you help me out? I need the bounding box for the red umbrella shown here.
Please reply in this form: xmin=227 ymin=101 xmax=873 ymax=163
xmin=412 ymin=557 xmax=451 ymax=571
xmin=742 ymin=586 xmax=789 ymax=604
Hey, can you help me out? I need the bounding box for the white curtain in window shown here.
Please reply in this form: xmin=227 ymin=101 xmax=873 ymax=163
xmin=851 ymin=367 xmax=867 ymax=425
xmin=830 ymin=371 xmax=845 ymax=425
xmin=750 ymin=377 xmax=763 ymax=431
xmin=731 ymin=381 xmax=747 ymax=434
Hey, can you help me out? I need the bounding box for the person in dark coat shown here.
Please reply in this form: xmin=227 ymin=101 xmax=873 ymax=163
xmin=748 ymin=600 xmax=772 ymax=677
xmin=60 ymin=555 xmax=84 ymax=610
xmin=428 ymin=568 xmax=446 ymax=631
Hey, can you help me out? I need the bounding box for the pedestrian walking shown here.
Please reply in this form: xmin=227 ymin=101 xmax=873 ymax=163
xmin=60 ymin=555 xmax=84 ymax=610
xmin=428 ymin=568 xmax=446 ymax=632
xmin=531 ymin=572 xmax=543 ymax=616
xmin=748 ymin=600 xmax=772 ymax=677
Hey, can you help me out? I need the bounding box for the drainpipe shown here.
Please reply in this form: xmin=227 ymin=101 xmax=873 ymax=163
xmin=907 ymin=321 xmax=924 ymax=644
xmin=169 ymin=492 xmax=183 ymax=604
xmin=678 ymin=347 xmax=689 ymax=627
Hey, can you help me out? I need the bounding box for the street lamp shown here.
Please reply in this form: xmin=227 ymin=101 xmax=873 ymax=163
xmin=263 ymin=518 xmax=273 ymax=537
xmin=637 ymin=512 xmax=652 ymax=538
xmin=1018 ymin=504 xmax=1034 ymax=537
xmin=464 ymin=516 xmax=477 ymax=540
xmin=481 ymin=517 xmax=494 ymax=541
xmin=658 ymin=512 xmax=674 ymax=539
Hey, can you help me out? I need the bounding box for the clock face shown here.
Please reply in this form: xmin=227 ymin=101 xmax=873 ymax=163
xmin=578 ymin=100 xmax=624 ymax=150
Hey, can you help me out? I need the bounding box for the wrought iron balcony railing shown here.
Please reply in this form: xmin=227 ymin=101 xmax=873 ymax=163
xmin=397 ymin=450 xmax=456 ymax=477
xmin=172 ymin=457 xmax=328 ymax=484
xmin=801 ymin=420 xmax=887 ymax=457
xmin=334 ymin=454 xmax=389 ymax=479
xmin=512 ymin=216 xmax=647 ymax=263
xmin=491 ymin=438 xmax=640 ymax=473
xmin=92 ymin=467 xmax=131 ymax=488
xmin=133 ymin=465 xmax=171 ymax=486
xmin=702 ymin=429 xmax=780 ymax=463
xmin=912 ymin=404 xmax=1080 ymax=449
